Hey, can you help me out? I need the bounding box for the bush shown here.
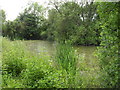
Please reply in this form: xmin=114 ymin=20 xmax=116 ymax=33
xmin=96 ymin=2 xmax=119 ymax=88
xmin=21 ymin=55 xmax=54 ymax=88
xmin=2 ymin=37 xmax=27 ymax=76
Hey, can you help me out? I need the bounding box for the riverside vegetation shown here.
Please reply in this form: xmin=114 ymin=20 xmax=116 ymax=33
xmin=1 ymin=1 xmax=119 ymax=88
xmin=2 ymin=37 xmax=100 ymax=88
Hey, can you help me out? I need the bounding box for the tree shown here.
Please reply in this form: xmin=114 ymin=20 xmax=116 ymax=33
xmin=0 ymin=9 xmax=6 ymax=23
xmin=0 ymin=9 xmax=6 ymax=36
xmin=74 ymin=1 xmax=100 ymax=45
xmin=17 ymin=2 xmax=46 ymax=40
xmin=97 ymin=2 xmax=119 ymax=88
xmin=49 ymin=1 xmax=100 ymax=45
xmin=46 ymin=9 xmax=58 ymax=41
xmin=3 ymin=20 xmax=19 ymax=40
xmin=53 ymin=1 xmax=82 ymax=44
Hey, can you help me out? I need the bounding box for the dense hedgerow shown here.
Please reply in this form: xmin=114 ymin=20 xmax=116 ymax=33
xmin=96 ymin=2 xmax=119 ymax=88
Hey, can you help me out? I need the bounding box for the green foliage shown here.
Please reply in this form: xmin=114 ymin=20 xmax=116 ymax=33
xmin=96 ymin=2 xmax=119 ymax=88
xmin=2 ymin=1 xmax=101 ymax=46
xmin=2 ymin=37 xmax=27 ymax=76
xmin=2 ymin=1 xmax=119 ymax=88
xmin=17 ymin=2 xmax=46 ymax=40
xmin=48 ymin=1 xmax=100 ymax=45
xmin=56 ymin=43 xmax=77 ymax=74
xmin=3 ymin=2 xmax=47 ymax=40
xmin=55 ymin=2 xmax=81 ymax=44
xmin=36 ymin=70 xmax=68 ymax=88
xmin=0 ymin=9 xmax=6 ymax=37
xmin=73 ymin=2 xmax=100 ymax=46
xmin=55 ymin=43 xmax=80 ymax=87
xmin=0 ymin=9 xmax=6 ymax=23
xmin=2 ymin=20 xmax=20 ymax=40
xmin=46 ymin=9 xmax=58 ymax=41
xmin=2 ymin=37 xmax=78 ymax=88
xmin=21 ymin=55 xmax=55 ymax=88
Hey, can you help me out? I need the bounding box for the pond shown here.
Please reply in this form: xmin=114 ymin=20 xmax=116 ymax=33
xmin=24 ymin=40 xmax=97 ymax=62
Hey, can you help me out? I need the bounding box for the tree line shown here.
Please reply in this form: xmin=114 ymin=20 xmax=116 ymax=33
xmin=2 ymin=1 xmax=100 ymax=46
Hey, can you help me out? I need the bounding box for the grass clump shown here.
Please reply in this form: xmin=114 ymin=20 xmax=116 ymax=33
xmin=55 ymin=43 xmax=80 ymax=87
xmin=56 ymin=43 xmax=78 ymax=74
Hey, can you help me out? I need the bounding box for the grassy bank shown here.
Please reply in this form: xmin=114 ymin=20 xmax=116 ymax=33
xmin=2 ymin=37 xmax=66 ymax=88
xmin=1 ymin=37 xmax=101 ymax=88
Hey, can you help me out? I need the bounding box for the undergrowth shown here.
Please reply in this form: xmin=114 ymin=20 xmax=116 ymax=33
xmin=1 ymin=37 xmax=101 ymax=88
xmin=2 ymin=37 xmax=68 ymax=88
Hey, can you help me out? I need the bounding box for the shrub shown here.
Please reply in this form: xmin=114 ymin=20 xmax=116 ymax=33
xmin=96 ymin=2 xmax=119 ymax=88
xmin=2 ymin=37 xmax=27 ymax=76
xmin=21 ymin=55 xmax=53 ymax=88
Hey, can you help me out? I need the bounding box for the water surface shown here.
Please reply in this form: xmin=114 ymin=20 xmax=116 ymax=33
xmin=24 ymin=40 xmax=97 ymax=62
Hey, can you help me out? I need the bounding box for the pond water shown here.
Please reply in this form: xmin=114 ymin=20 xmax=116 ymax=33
xmin=24 ymin=40 xmax=56 ymax=55
xmin=24 ymin=40 xmax=97 ymax=62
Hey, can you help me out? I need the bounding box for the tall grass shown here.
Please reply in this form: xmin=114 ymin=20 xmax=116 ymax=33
xmin=2 ymin=37 xmax=69 ymax=88
xmin=56 ymin=43 xmax=78 ymax=74
xmin=55 ymin=43 xmax=101 ymax=88
xmin=55 ymin=43 xmax=80 ymax=87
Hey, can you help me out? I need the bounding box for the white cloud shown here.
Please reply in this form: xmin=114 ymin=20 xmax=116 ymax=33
xmin=0 ymin=0 xmax=49 ymax=21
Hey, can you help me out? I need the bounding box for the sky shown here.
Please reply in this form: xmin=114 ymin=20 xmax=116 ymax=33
xmin=0 ymin=0 xmax=49 ymax=21
xmin=0 ymin=0 xmax=119 ymax=21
